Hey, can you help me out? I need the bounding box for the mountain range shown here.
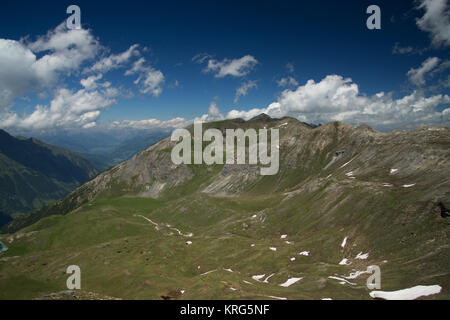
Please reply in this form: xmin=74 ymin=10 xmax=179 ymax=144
xmin=0 ymin=115 xmax=449 ymax=300
xmin=0 ymin=129 xmax=98 ymax=221
xmin=26 ymin=129 xmax=169 ymax=171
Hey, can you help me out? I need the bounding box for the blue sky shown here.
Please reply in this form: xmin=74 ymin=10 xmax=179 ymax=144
xmin=0 ymin=0 xmax=449 ymax=132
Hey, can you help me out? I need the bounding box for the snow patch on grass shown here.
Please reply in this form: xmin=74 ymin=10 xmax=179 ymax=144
xmin=355 ymin=252 xmax=369 ymax=260
xmin=263 ymin=273 xmax=275 ymax=283
xmin=200 ymin=269 xmax=217 ymax=276
xmin=345 ymin=270 xmax=370 ymax=280
xmin=340 ymin=159 xmax=354 ymax=168
xmin=259 ymin=294 xmax=287 ymax=300
xmin=341 ymin=236 xmax=348 ymax=248
xmin=252 ymin=274 xmax=265 ymax=281
xmin=369 ymin=285 xmax=441 ymax=300
xmin=328 ymin=276 xmax=356 ymax=285
xmin=279 ymin=277 xmax=303 ymax=287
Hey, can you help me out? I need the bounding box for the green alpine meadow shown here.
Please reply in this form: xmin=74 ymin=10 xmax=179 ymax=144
xmin=1 ymin=116 xmax=448 ymax=300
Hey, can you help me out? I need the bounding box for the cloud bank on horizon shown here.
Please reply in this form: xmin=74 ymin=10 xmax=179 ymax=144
xmin=0 ymin=0 xmax=449 ymax=133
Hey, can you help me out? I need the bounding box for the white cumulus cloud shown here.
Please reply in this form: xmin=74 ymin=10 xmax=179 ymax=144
xmin=27 ymin=23 xmax=100 ymax=83
xmin=202 ymin=55 xmax=258 ymax=78
xmin=225 ymin=75 xmax=450 ymax=130
xmin=1 ymin=87 xmax=116 ymax=130
xmin=234 ymin=80 xmax=258 ymax=103
xmin=277 ymin=76 xmax=298 ymax=87
xmin=89 ymin=44 xmax=139 ymax=73
xmin=407 ymin=57 xmax=441 ymax=86
xmin=0 ymin=23 xmax=167 ymax=130
xmin=416 ymin=0 xmax=450 ymax=47
xmin=112 ymin=117 xmax=188 ymax=130
xmin=125 ymin=58 xmax=165 ymax=97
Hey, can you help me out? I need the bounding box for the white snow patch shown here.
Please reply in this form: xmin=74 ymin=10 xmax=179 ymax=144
xmin=321 ymin=298 xmax=332 ymax=300
xmin=262 ymin=295 xmax=287 ymax=300
xmin=345 ymin=270 xmax=370 ymax=280
xmin=185 ymin=241 xmax=192 ymax=245
xmin=279 ymin=277 xmax=303 ymax=287
xmin=369 ymin=285 xmax=442 ymax=300
xmin=355 ymin=252 xmax=369 ymax=260
xmin=298 ymin=251 xmax=310 ymax=256
xmin=230 ymin=287 xmax=237 ymax=291
xmin=328 ymin=276 xmax=356 ymax=285
xmin=269 ymin=247 xmax=277 ymax=251
xmin=251 ymin=214 xmax=257 ymax=218
xmin=250 ymin=244 xmax=255 ymax=247
xmin=285 ymin=241 xmax=293 ymax=244
xmin=345 ymin=171 xmax=354 ymax=177
xmin=341 ymin=236 xmax=348 ymax=248
xmin=180 ymin=290 xmax=185 ymax=294
xmin=290 ymin=257 xmax=296 ymax=261
xmin=402 ymin=184 xmax=416 ymax=188
xmin=172 ymin=227 xmax=193 ymax=237
xmin=390 ymin=168 xmax=398 ymax=174
xmin=224 ymin=268 xmax=233 ymax=273
xmin=200 ymin=269 xmax=217 ymax=276
xmin=252 ymin=274 xmax=266 ymax=281
xmin=339 ymin=258 xmax=351 ymax=265
xmin=340 ymin=158 xmax=354 ymax=168
xmin=382 ymin=183 xmax=393 ymax=187
xmin=280 ymin=234 xmax=287 ymax=239
xmin=263 ymin=273 xmax=275 ymax=283
xmin=243 ymin=280 xmax=253 ymax=285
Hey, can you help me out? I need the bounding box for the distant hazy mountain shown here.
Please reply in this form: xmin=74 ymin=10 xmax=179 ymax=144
xmin=80 ymin=132 xmax=169 ymax=171
xmin=24 ymin=129 xmax=169 ymax=171
xmin=0 ymin=129 xmax=98 ymax=218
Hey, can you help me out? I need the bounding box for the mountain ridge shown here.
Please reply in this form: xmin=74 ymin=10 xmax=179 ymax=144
xmin=3 ymin=116 xmax=448 ymax=233
xmin=0 ymin=129 xmax=98 ymax=220
xmin=0 ymin=116 xmax=448 ymax=300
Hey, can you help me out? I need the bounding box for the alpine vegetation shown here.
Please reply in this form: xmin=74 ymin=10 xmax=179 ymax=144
xmin=171 ymin=122 xmax=279 ymax=175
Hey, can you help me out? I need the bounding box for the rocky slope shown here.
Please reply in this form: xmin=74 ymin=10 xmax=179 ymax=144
xmin=0 ymin=115 xmax=449 ymax=300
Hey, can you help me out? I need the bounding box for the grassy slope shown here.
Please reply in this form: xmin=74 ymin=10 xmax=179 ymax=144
xmin=0 ymin=131 xmax=98 ymax=217
xmin=1 ymin=173 xmax=448 ymax=300
xmin=0 ymin=120 xmax=449 ymax=300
